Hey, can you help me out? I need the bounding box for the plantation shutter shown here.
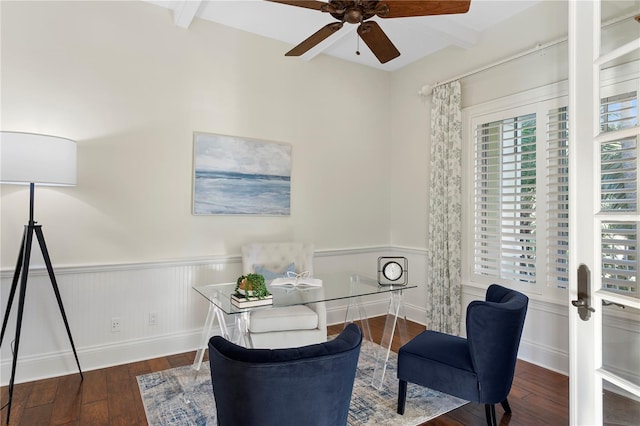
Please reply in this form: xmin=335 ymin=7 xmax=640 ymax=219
xmin=546 ymin=106 xmax=570 ymax=288
xmin=474 ymin=113 xmax=537 ymax=284
xmin=469 ymin=75 xmax=636 ymax=294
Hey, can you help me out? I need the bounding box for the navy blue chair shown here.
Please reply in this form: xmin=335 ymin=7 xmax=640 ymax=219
xmin=397 ymin=284 xmax=528 ymax=426
xmin=209 ymin=322 xmax=362 ymax=426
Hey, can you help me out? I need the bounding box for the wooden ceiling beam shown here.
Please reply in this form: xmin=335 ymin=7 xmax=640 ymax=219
xmin=173 ymin=0 xmax=202 ymax=29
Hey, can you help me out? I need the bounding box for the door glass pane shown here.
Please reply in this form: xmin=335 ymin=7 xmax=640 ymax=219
xmin=600 ymin=2 xmax=640 ymax=60
xmin=603 ymin=378 xmax=640 ymax=426
xmin=600 ymin=92 xmax=638 ymax=133
xmin=600 ymin=136 xmax=637 ymax=212
xmin=602 ymin=305 xmax=640 ymax=425
xmin=599 ymin=88 xmax=638 ymax=213
xmin=601 ymin=222 xmax=639 ymax=298
xmin=598 ymin=4 xmax=640 ymax=424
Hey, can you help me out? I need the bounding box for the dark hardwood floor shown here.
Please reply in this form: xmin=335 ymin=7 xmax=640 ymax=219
xmin=0 ymin=314 xmax=621 ymax=425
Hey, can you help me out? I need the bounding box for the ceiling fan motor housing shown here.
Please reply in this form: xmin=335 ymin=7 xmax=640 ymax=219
xmin=327 ymin=1 xmax=379 ymax=23
xmin=345 ymin=8 xmax=363 ymax=24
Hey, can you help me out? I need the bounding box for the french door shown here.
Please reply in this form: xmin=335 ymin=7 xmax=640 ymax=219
xmin=569 ymin=1 xmax=640 ymax=425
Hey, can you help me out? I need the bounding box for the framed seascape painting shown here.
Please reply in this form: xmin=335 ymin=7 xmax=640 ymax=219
xmin=193 ymin=132 xmax=292 ymax=215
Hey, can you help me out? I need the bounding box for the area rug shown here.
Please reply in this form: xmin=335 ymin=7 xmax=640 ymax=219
xmin=137 ymin=338 xmax=467 ymax=425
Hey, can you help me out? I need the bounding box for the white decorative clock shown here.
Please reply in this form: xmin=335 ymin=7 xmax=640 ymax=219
xmin=377 ymin=256 xmax=408 ymax=286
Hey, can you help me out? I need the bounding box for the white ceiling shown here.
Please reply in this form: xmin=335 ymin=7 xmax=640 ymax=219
xmin=144 ymin=0 xmax=543 ymax=71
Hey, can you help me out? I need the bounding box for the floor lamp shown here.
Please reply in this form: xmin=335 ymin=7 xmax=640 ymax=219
xmin=0 ymin=131 xmax=83 ymax=423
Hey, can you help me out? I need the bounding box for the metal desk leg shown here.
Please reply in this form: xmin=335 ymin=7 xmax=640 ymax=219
xmin=371 ymin=290 xmax=407 ymax=389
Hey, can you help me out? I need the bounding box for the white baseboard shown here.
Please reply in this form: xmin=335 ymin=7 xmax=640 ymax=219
xmin=518 ymin=338 xmax=569 ymax=376
xmin=6 ymin=298 xmax=421 ymax=385
xmin=1 ymin=327 xmax=221 ymax=385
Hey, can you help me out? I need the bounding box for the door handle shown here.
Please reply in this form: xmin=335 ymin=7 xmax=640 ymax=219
xmin=571 ymin=264 xmax=595 ymax=321
xmin=602 ymin=300 xmax=626 ymax=309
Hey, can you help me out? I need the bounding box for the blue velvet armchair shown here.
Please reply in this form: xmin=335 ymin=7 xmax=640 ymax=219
xmin=397 ymin=284 xmax=528 ymax=426
xmin=209 ymin=322 xmax=362 ymax=426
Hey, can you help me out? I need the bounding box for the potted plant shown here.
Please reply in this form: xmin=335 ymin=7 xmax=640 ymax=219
xmin=234 ymin=273 xmax=270 ymax=300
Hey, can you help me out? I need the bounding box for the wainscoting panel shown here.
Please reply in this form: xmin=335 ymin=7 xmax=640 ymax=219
xmin=0 ymin=248 xmax=393 ymax=384
xmin=3 ymin=246 xmax=637 ymax=386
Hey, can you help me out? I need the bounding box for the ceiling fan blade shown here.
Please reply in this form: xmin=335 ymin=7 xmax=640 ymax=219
xmin=377 ymin=0 xmax=471 ymax=18
xmin=286 ymin=22 xmax=344 ymax=56
xmin=357 ymin=21 xmax=400 ymax=64
xmin=265 ymin=0 xmax=328 ymax=12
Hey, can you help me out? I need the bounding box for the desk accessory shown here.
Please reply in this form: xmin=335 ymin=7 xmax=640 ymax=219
xmin=233 ymin=273 xmax=272 ymax=308
xmin=378 ymin=256 xmax=408 ymax=285
xmin=270 ymin=271 xmax=323 ymax=287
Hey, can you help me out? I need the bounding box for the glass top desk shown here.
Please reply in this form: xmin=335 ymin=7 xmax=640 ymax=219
xmin=192 ymin=272 xmax=417 ymax=389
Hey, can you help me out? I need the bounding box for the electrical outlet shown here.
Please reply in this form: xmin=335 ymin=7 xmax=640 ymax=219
xmin=148 ymin=312 xmax=157 ymax=326
xmin=111 ymin=317 xmax=121 ymax=332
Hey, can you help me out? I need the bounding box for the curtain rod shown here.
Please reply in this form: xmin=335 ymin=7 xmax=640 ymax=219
xmin=418 ymin=11 xmax=639 ymax=97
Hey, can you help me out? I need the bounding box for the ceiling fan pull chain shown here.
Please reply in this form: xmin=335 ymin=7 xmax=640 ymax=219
xmin=356 ymin=31 xmax=360 ymax=56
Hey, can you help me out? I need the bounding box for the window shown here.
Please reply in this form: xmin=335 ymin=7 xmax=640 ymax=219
xmin=473 ymin=113 xmax=537 ymax=284
xmin=466 ymin=78 xmax=637 ymax=296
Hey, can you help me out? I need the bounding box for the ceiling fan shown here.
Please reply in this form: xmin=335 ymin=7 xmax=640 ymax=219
xmin=266 ymin=0 xmax=472 ymax=64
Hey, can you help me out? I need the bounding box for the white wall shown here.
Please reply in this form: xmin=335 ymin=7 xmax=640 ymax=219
xmin=0 ymin=0 xmax=396 ymax=383
xmin=0 ymin=0 xmax=392 ymax=268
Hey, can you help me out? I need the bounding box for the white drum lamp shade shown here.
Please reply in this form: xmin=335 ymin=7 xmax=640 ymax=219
xmin=1 ymin=131 xmax=77 ymax=186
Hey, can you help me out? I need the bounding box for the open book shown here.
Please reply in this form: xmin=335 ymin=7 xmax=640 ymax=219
xmin=270 ymin=271 xmax=323 ymax=288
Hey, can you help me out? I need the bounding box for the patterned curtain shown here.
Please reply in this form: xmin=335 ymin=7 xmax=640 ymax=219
xmin=425 ymin=80 xmax=463 ymax=335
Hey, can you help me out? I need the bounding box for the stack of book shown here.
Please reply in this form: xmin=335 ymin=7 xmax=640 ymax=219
xmin=231 ymin=294 xmax=273 ymax=308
